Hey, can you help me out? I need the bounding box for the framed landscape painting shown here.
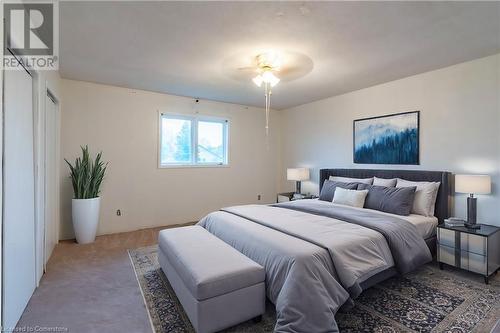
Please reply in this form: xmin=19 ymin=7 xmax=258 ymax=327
xmin=353 ymin=111 xmax=420 ymax=165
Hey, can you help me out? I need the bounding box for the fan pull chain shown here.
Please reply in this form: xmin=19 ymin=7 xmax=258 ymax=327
xmin=265 ymin=82 xmax=271 ymax=137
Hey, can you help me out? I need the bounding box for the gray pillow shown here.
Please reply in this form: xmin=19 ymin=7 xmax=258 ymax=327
xmin=396 ymin=179 xmax=441 ymax=217
xmin=373 ymin=177 xmax=397 ymax=187
xmin=358 ymin=184 xmax=417 ymax=216
xmin=319 ymin=180 xmax=359 ymax=202
xmin=329 ymin=176 xmax=373 ymax=185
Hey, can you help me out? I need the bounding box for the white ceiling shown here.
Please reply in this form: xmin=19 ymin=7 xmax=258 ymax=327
xmin=60 ymin=1 xmax=500 ymax=110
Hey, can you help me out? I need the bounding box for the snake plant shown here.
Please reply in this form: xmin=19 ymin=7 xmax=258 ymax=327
xmin=65 ymin=146 xmax=108 ymax=199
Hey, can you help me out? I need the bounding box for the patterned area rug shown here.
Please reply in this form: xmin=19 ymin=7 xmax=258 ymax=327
xmin=129 ymin=245 xmax=500 ymax=333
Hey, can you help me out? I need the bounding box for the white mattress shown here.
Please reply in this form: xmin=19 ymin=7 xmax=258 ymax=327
xmin=311 ymin=199 xmax=438 ymax=239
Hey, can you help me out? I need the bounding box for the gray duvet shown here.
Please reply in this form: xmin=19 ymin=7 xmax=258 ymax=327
xmin=197 ymin=200 xmax=431 ymax=333
xmin=273 ymin=200 xmax=432 ymax=276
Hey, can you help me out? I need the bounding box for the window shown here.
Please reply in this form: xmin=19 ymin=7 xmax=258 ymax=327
xmin=159 ymin=114 xmax=229 ymax=167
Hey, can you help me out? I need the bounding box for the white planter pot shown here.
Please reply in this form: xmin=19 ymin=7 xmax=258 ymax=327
xmin=72 ymin=197 xmax=101 ymax=244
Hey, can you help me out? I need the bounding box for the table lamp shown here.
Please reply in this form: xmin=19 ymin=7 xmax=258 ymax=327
xmin=455 ymin=174 xmax=491 ymax=229
xmin=287 ymin=168 xmax=310 ymax=194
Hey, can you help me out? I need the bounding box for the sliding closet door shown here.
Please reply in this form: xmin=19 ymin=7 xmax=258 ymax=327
xmin=3 ymin=68 xmax=36 ymax=329
xmin=44 ymin=93 xmax=58 ymax=264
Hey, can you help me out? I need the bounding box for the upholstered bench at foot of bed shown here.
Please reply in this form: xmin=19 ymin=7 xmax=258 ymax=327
xmin=158 ymin=226 xmax=266 ymax=333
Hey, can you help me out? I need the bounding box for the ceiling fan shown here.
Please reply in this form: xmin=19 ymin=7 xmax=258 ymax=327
xmin=222 ymin=50 xmax=313 ymax=135
xmin=223 ymin=50 xmax=313 ymax=84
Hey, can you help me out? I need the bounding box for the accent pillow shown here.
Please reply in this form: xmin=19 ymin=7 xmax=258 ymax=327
xmin=332 ymin=187 xmax=369 ymax=208
xmin=329 ymin=176 xmax=373 ymax=185
xmin=358 ymin=184 xmax=417 ymax=216
xmin=396 ymin=179 xmax=441 ymax=217
xmin=319 ymin=180 xmax=359 ymax=202
xmin=373 ymin=177 xmax=397 ymax=187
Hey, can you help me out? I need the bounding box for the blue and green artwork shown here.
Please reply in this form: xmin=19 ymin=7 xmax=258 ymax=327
xmin=354 ymin=111 xmax=419 ymax=165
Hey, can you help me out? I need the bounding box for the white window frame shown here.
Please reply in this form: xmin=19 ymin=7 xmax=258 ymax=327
xmin=158 ymin=112 xmax=230 ymax=168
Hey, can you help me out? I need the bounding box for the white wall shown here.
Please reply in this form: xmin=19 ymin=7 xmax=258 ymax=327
xmin=60 ymin=79 xmax=281 ymax=239
xmin=280 ymin=54 xmax=500 ymax=226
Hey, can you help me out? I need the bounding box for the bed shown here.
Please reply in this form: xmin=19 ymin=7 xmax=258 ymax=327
xmin=320 ymin=168 xmax=452 ymax=253
xmin=197 ymin=168 xmax=452 ymax=333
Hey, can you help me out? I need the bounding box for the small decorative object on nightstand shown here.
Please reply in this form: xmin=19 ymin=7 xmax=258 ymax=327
xmin=455 ymin=174 xmax=491 ymax=229
xmin=287 ymin=168 xmax=310 ymax=197
xmin=437 ymin=224 xmax=500 ymax=284
xmin=292 ymin=194 xmax=317 ymax=201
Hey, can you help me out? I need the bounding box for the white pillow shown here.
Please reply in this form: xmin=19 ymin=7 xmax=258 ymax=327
xmin=373 ymin=177 xmax=397 ymax=187
xmin=332 ymin=187 xmax=369 ymax=208
xmin=396 ymin=179 xmax=440 ymax=216
xmin=329 ymin=176 xmax=373 ymax=185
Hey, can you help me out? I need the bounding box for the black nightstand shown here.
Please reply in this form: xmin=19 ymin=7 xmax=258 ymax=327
xmin=276 ymin=192 xmax=317 ymax=203
xmin=277 ymin=192 xmax=295 ymax=203
xmin=437 ymin=224 xmax=500 ymax=284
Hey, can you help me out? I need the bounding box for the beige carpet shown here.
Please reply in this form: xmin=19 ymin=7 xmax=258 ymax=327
xmin=15 ymin=226 xmax=171 ymax=333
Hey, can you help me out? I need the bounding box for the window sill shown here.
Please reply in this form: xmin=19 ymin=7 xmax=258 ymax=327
xmin=158 ymin=164 xmax=230 ymax=169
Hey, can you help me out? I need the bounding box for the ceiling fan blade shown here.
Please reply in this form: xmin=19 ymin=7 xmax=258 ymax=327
xmin=236 ymin=66 xmax=258 ymax=71
xmin=222 ymin=68 xmax=257 ymax=81
xmin=221 ymin=50 xmax=313 ymax=83
xmin=277 ymin=64 xmax=313 ymax=81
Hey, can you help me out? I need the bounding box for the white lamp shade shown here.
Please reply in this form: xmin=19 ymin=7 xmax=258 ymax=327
xmin=455 ymin=174 xmax=491 ymax=194
xmin=287 ymin=168 xmax=310 ymax=181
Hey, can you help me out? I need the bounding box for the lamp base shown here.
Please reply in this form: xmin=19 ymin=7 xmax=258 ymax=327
xmin=295 ymin=181 xmax=301 ymax=194
xmin=465 ymin=196 xmax=479 ymax=229
xmin=467 ymin=196 xmax=477 ymax=224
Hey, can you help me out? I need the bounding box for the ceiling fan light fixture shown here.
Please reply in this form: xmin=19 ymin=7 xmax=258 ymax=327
xmin=252 ymin=75 xmax=263 ymax=87
xmin=262 ymin=71 xmax=280 ymax=87
xmin=223 ymin=50 xmax=313 ymax=136
xmin=253 ymin=71 xmax=280 ymax=88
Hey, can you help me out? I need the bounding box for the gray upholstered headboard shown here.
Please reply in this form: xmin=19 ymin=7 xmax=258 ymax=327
xmin=319 ymin=168 xmax=452 ymax=223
